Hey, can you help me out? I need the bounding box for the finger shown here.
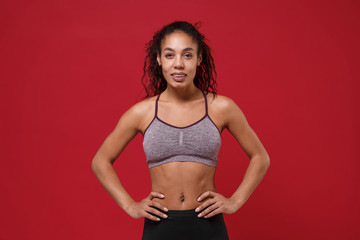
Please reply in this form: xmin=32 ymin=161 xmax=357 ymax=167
xmin=198 ymin=203 xmax=220 ymax=218
xmin=146 ymin=206 xmax=168 ymax=219
xmin=150 ymin=200 xmax=169 ymax=212
xmin=195 ymin=198 xmax=216 ymax=212
xmin=148 ymin=192 xmax=165 ymax=199
xmin=197 ymin=191 xmax=216 ymax=201
xmin=144 ymin=212 xmax=161 ymax=221
xmin=203 ymin=207 xmax=222 ymax=218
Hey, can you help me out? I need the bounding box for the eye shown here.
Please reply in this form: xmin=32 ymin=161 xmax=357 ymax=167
xmin=165 ymin=54 xmax=173 ymax=58
xmin=184 ymin=53 xmax=193 ymax=58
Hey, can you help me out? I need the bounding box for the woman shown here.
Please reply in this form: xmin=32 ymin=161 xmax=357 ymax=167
xmin=91 ymin=21 xmax=270 ymax=240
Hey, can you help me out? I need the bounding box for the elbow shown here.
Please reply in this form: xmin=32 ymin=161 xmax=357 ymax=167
xmin=264 ymin=155 xmax=270 ymax=169
xmin=266 ymin=157 xmax=270 ymax=169
xmin=91 ymin=157 xmax=113 ymax=173
xmin=91 ymin=157 xmax=104 ymax=173
xmin=256 ymin=154 xmax=270 ymax=170
xmin=91 ymin=158 xmax=98 ymax=172
xmin=251 ymin=154 xmax=270 ymax=170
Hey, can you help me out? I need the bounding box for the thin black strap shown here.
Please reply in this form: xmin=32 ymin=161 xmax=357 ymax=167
xmin=155 ymin=92 xmax=161 ymax=117
xmin=202 ymin=91 xmax=208 ymax=116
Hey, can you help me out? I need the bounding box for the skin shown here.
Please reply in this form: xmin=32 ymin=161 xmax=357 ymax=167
xmin=91 ymin=30 xmax=270 ymax=222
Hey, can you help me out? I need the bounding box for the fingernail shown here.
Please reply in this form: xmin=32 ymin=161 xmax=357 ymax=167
xmin=198 ymin=213 xmax=202 ymax=217
xmin=163 ymin=214 xmax=168 ymax=218
xmin=164 ymin=207 xmax=168 ymax=211
xmin=157 ymin=218 xmax=160 ymax=221
xmin=195 ymin=207 xmax=199 ymax=212
xmin=197 ymin=197 xmax=201 ymax=201
xmin=160 ymin=194 xmax=165 ymax=198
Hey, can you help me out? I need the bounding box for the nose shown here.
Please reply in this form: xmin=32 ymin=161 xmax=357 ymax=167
xmin=174 ymin=55 xmax=184 ymax=68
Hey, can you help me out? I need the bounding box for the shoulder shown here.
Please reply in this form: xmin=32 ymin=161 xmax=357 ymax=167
xmin=128 ymin=95 xmax=157 ymax=116
xmin=206 ymin=93 xmax=241 ymax=114
xmin=118 ymin=95 xmax=158 ymax=131
xmin=125 ymin=95 xmax=157 ymax=119
xmin=206 ymin=93 xmax=246 ymax=129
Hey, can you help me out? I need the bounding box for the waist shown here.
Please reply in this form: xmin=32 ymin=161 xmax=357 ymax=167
xmin=149 ymin=161 xmax=216 ymax=210
xmin=151 ymin=186 xmax=216 ymax=210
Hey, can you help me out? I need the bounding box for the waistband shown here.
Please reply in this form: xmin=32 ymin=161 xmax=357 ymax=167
xmin=146 ymin=207 xmax=226 ymax=225
xmin=158 ymin=207 xmax=223 ymax=218
xmin=164 ymin=208 xmax=198 ymax=217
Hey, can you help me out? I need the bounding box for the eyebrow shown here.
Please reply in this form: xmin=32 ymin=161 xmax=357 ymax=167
xmin=163 ymin=47 xmax=194 ymax=52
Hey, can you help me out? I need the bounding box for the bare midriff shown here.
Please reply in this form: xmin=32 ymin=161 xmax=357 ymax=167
xmin=149 ymin=161 xmax=217 ymax=210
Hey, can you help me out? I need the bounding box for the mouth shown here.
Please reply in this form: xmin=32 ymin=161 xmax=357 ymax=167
xmin=171 ymin=73 xmax=187 ymax=82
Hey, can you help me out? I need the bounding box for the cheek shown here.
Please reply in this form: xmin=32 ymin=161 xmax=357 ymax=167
xmin=189 ymin=65 xmax=198 ymax=73
xmin=161 ymin=62 xmax=171 ymax=71
xmin=162 ymin=66 xmax=171 ymax=74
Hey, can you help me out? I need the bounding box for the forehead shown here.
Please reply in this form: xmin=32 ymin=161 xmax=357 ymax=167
xmin=161 ymin=31 xmax=198 ymax=52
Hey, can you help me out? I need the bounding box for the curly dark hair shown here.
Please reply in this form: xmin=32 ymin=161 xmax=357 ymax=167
xmin=141 ymin=20 xmax=217 ymax=99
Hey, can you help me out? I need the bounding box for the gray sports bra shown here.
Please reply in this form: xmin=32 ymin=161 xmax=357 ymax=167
xmin=142 ymin=91 xmax=221 ymax=169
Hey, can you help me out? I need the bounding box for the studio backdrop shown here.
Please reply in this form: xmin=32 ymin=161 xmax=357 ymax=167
xmin=0 ymin=0 xmax=359 ymax=239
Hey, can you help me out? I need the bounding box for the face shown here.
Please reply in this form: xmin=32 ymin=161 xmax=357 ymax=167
xmin=157 ymin=30 xmax=202 ymax=89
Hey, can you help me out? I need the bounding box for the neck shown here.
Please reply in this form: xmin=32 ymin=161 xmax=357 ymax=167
xmin=162 ymin=85 xmax=202 ymax=102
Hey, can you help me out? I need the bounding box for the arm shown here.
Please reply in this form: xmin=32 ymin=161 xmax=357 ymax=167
xmin=196 ymin=96 xmax=270 ymax=217
xmin=91 ymin=103 xmax=141 ymax=210
xmin=91 ymin=101 xmax=168 ymax=221
xmin=225 ymin=98 xmax=270 ymax=209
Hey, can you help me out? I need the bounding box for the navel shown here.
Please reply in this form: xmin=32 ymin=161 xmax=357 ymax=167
xmin=180 ymin=192 xmax=185 ymax=202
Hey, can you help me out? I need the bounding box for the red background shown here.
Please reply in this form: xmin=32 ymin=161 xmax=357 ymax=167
xmin=1 ymin=0 xmax=359 ymax=239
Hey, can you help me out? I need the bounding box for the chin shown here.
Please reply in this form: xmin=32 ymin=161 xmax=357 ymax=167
xmin=167 ymin=78 xmax=194 ymax=88
xmin=169 ymin=81 xmax=190 ymax=88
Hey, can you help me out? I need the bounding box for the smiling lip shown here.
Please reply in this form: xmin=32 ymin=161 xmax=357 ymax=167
xmin=171 ymin=72 xmax=187 ymax=76
xmin=171 ymin=72 xmax=187 ymax=82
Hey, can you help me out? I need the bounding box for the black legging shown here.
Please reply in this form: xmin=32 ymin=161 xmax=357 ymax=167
xmin=141 ymin=208 xmax=229 ymax=240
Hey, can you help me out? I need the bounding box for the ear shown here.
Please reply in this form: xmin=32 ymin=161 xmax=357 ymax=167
xmin=157 ymin=52 xmax=161 ymax=66
xmin=197 ymin=52 xmax=202 ymax=66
